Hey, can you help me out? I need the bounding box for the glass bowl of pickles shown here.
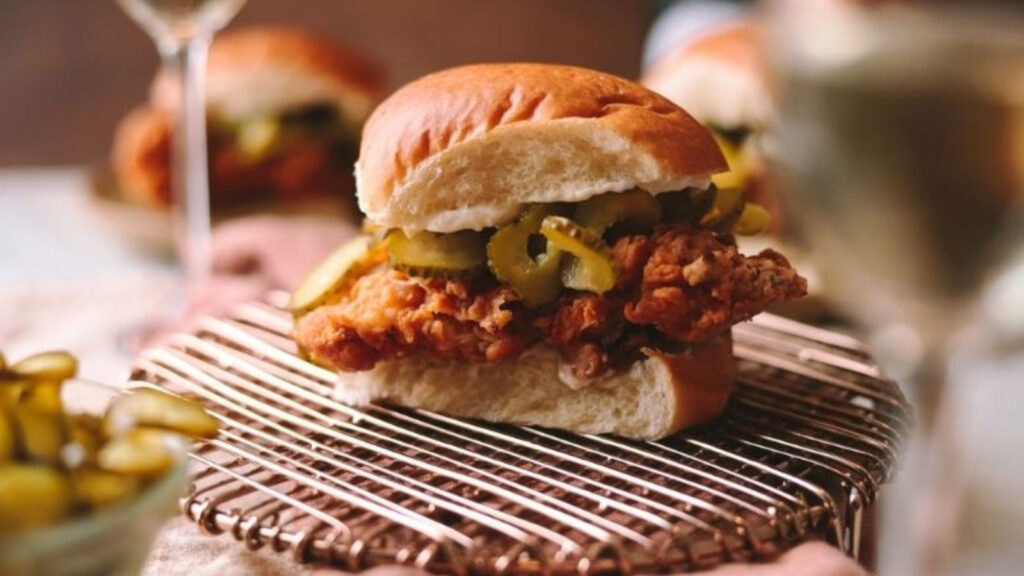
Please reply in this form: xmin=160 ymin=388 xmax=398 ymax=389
xmin=0 ymin=350 xmax=218 ymax=576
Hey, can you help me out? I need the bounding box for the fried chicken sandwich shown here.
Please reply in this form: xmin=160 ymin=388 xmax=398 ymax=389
xmin=111 ymin=27 xmax=382 ymax=209
xmin=291 ymin=63 xmax=806 ymax=440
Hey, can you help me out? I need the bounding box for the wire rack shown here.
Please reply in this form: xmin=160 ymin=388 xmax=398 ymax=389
xmin=128 ymin=292 xmax=911 ymax=575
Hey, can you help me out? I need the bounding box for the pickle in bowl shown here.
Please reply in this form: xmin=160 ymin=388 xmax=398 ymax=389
xmin=0 ymin=349 xmax=220 ymax=576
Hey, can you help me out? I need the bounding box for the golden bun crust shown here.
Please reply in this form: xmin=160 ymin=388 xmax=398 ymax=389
xmin=656 ymin=334 xmax=736 ymax=433
xmin=332 ymin=334 xmax=735 ymax=440
xmin=642 ymin=22 xmax=774 ymax=130
xmin=151 ymin=26 xmax=383 ymax=126
xmin=357 ymin=63 xmax=727 ymax=232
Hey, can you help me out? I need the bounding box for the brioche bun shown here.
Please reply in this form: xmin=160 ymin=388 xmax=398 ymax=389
xmin=642 ymin=22 xmax=775 ymax=130
xmin=334 ymin=335 xmax=735 ymax=440
xmin=356 ymin=63 xmax=727 ymax=233
xmin=150 ymin=27 xmax=383 ymax=128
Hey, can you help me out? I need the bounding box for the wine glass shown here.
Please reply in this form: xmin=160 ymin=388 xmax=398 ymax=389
xmin=116 ymin=0 xmax=247 ymax=339
xmin=767 ymin=1 xmax=1024 ymax=574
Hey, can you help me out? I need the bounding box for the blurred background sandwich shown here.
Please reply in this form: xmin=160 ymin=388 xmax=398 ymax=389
xmin=641 ymin=4 xmax=785 ymax=236
xmin=109 ymin=26 xmax=383 ymax=211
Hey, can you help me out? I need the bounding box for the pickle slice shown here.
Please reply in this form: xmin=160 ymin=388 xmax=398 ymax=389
xmin=573 ymin=189 xmax=662 ymax=234
xmin=104 ymin=389 xmax=219 ymax=439
xmin=560 ymin=256 xmax=613 ymax=294
xmin=98 ymin=428 xmax=186 ymax=477
xmin=72 ymin=468 xmax=140 ymax=509
xmin=711 ymin=133 xmax=748 ymax=191
xmin=289 ymin=235 xmax=382 ymax=316
xmin=540 ymin=216 xmax=617 ymax=294
xmin=487 ymin=206 xmax=564 ymax=306
xmin=236 ymin=115 xmax=284 ymax=161
xmin=700 ymin=186 xmax=745 ymax=229
xmin=0 ymin=408 xmax=14 ymax=462
xmin=0 ymin=379 xmax=24 ymax=406
xmin=732 ymin=203 xmax=771 ymax=236
xmin=13 ymin=406 xmax=66 ymax=464
xmin=20 ymin=380 xmax=63 ymax=413
xmin=386 ymin=229 xmax=487 ymax=278
xmin=67 ymin=414 xmax=103 ymax=467
xmin=10 ymin=351 xmax=78 ymax=382
xmin=0 ymin=464 xmax=72 ymax=533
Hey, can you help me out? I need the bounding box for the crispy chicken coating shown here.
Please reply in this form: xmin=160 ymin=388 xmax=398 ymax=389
xmin=295 ymin=223 xmax=807 ymax=376
xmin=623 ymin=225 xmax=806 ymax=342
xmin=296 ymin=270 xmax=532 ymax=371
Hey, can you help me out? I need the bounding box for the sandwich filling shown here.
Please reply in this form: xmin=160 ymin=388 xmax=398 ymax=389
xmin=293 ymin=186 xmax=807 ymax=385
xmin=706 ymin=126 xmax=783 ymax=236
xmin=126 ymin=103 xmax=358 ymax=207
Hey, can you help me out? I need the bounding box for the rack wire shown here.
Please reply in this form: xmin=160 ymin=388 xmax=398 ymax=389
xmin=129 ymin=292 xmax=910 ymax=574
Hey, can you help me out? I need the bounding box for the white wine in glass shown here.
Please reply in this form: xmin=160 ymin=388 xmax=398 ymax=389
xmin=770 ymin=2 xmax=1024 ymax=574
xmin=116 ymin=0 xmax=247 ymax=339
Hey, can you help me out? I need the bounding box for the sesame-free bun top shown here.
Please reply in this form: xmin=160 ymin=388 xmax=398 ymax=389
xmin=151 ymin=27 xmax=383 ymax=128
xmin=641 ymin=21 xmax=774 ymax=131
xmin=356 ymin=63 xmax=727 ymax=233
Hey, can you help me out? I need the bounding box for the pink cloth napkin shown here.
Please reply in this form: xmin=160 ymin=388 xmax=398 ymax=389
xmin=197 ymin=216 xmax=870 ymax=576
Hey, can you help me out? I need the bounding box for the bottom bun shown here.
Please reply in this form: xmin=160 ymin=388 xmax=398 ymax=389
xmin=333 ymin=334 xmax=735 ymax=440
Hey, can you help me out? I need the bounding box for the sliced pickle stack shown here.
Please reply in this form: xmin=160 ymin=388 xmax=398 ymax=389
xmin=487 ymin=206 xmax=564 ymax=306
xmin=0 ymin=349 xmax=218 ymax=535
xmin=697 ymin=186 xmax=770 ymax=235
xmin=540 ymin=216 xmax=617 ymax=294
xmin=573 ymin=189 xmax=662 ymax=234
xmin=700 ymin=186 xmax=745 ymax=229
xmin=289 ymin=181 xmax=771 ymax=313
xmin=387 ymin=229 xmax=487 ymax=279
xmin=710 ymin=132 xmax=749 ymax=192
xmin=548 ymin=189 xmax=667 ymax=294
xmin=701 ymin=132 xmax=771 ymax=236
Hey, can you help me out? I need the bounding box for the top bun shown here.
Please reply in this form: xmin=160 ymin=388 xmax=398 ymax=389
xmin=151 ymin=27 xmax=383 ymax=128
xmin=356 ymin=63 xmax=726 ymax=233
xmin=642 ymin=22 xmax=774 ymax=131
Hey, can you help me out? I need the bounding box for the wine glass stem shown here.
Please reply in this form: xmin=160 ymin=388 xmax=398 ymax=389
xmin=161 ymin=35 xmax=213 ymax=307
xmin=882 ymin=340 xmax=961 ymax=576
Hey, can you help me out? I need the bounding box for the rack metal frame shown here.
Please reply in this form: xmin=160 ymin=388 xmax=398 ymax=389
xmin=130 ymin=293 xmax=910 ymax=574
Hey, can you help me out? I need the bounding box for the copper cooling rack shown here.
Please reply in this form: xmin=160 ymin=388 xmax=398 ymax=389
xmin=128 ymin=292 xmax=911 ymax=574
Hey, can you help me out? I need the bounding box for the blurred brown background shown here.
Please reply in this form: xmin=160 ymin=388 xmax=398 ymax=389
xmin=0 ymin=0 xmax=656 ymax=167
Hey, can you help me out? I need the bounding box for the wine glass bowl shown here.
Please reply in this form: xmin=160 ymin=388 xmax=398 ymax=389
xmin=768 ymin=2 xmax=1024 ymax=574
xmin=117 ymin=0 xmax=246 ymax=50
xmin=772 ymin=2 xmax=1024 ymax=334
